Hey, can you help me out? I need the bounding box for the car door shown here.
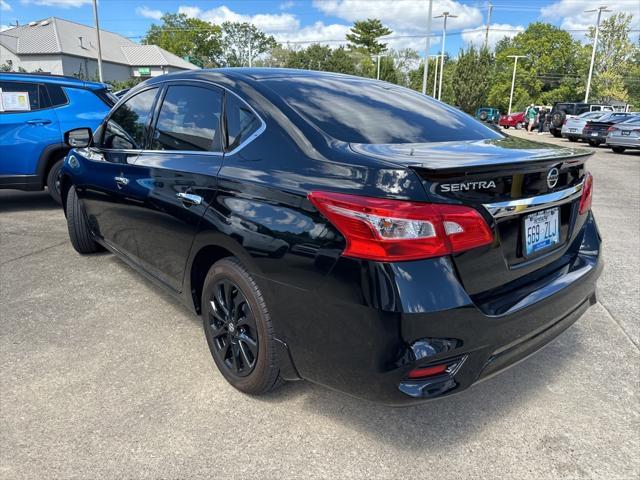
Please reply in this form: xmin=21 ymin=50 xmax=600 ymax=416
xmin=126 ymin=82 xmax=223 ymax=292
xmin=0 ymin=80 xmax=60 ymax=176
xmin=77 ymin=86 xmax=160 ymax=259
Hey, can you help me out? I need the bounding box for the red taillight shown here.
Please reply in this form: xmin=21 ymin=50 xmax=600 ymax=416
xmin=407 ymin=364 xmax=448 ymax=379
xmin=307 ymin=191 xmax=493 ymax=262
xmin=607 ymin=126 xmax=617 ymax=132
xmin=579 ymin=172 xmax=593 ymax=215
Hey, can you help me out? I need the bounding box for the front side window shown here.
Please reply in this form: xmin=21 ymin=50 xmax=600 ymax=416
xmin=225 ymin=93 xmax=261 ymax=151
xmin=150 ymin=85 xmax=222 ymax=152
xmin=100 ymin=88 xmax=157 ymax=150
xmin=264 ymin=77 xmax=500 ymax=144
xmin=0 ymin=81 xmax=48 ymax=112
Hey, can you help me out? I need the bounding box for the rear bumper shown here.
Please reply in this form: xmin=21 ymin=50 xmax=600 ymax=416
xmin=265 ymin=212 xmax=602 ymax=405
xmin=606 ymin=137 xmax=640 ymax=148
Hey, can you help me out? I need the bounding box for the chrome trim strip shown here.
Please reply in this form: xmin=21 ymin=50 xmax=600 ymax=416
xmin=483 ymin=181 xmax=584 ymax=218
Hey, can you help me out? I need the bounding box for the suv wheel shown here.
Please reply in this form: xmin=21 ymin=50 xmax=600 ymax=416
xmin=66 ymin=186 xmax=104 ymax=254
xmin=202 ymin=258 xmax=283 ymax=395
xmin=46 ymin=157 xmax=64 ymax=204
xmin=588 ymin=139 xmax=601 ymax=147
xmin=612 ymin=146 xmax=626 ymax=153
xmin=550 ymin=128 xmax=562 ymax=138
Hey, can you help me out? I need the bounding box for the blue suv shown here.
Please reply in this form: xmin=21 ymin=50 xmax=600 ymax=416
xmin=0 ymin=73 xmax=114 ymax=203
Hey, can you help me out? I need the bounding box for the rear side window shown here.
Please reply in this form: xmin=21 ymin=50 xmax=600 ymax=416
xmin=0 ymin=81 xmax=48 ymax=111
xmin=46 ymin=85 xmax=68 ymax=107
xmin=93 ymin=89 xmax=117 ymax=107
xmin=576 ymin=105 xmax=590 ymax=115
xmin=101 ymin=88 xmax=158 ymax=150
xmin=225 ymin=93 xmax=261 ymax=151
xmin=264 ymin=77 xmax=500 ymax=144
xmin=150 ymin=85 xmax=222 ymax=152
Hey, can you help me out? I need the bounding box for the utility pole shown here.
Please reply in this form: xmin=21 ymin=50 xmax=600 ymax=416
xmin=484 ymin=1 xmax=493 ymax=50
xmin=435 ymin=11 xmax=457 ymax=101
xmin=376 ymin=54 xmax=381 ymax=80
xmin=421 ymin=0 xmax=434 ymax=95
xmin=584 ymin=5 xmax=610 ymax=103
xmin=507 ymin=55 xmax=526 ymax=114
xmin=92 ymin=0 xmax=103 ymax=82
xmin=248 ymin=37 xmax=253 ymax=67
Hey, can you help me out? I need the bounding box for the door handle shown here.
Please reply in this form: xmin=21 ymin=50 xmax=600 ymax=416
xmin=26 ymin=119 xmax=52 ymax=125
xmin=114 ymin=176 xmax=129 ymax=187
xmin=176 ymin=192 xmax=202 ymax=206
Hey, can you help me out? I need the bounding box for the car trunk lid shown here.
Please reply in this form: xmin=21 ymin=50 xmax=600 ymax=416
xmin=350 ymin=136 xmax=592 ymax=297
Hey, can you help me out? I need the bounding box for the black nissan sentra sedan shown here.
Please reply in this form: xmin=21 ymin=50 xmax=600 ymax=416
xmin=60 ymin=69 xmax=601 ymax=405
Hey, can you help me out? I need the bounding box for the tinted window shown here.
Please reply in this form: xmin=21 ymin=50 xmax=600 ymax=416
xmin=0 ymin=81 xmax=48 ymax=111
xmin=264 ymin=77 xmax=499 ymax=144
xmin=576 ymin=105 xmax=590 ymax=114
xmin=151 ymin=85 xmax=222 ymax=152
xmin=226 ymin=93 xmax=261 ymax=150
xmin=46 ymin=85 xmax=68 ymax=107
xmin=101 ymin=88 xmax=157 ymax=150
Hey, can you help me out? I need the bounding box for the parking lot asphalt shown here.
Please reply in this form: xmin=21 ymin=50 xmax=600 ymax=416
xmin=1 ymin=132 xmax=638 ymax=479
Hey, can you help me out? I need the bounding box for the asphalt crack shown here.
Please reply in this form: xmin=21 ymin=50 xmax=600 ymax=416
xmin=0 ymin=241 xmax=68 ymax=266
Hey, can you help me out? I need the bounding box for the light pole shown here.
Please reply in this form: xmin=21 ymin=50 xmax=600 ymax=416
xmin=584 ymin=5 xmax=611 ymax=103
xmin=376 ymin=54 xmax=381 ymax=80
xmin=484 ymin=1 xmax=493 ymax=50
xmin=92 ymin=0 xmax=103 ymax=82
xmin=435 ymin=11 xmax=457 ymax=101
xmin=430 ymin=54 xmax=440 ymax=97
xmin=421 ymin=0 xmax=434 ymax=95
xmin=507 ymin=55 xmax=526 ymax=115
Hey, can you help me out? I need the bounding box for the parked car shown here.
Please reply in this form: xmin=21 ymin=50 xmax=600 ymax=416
xmin=548 ymin=102 xmax=614 ymax=138
xmin=499 ymin=111 xmax=525 ymax=129
xmin=0 ymin=72 xmax=115 ymax=203
xmin=605 ymin=116 xmax=640 ymax=153
xmin=60 ymin=69 xmax=601 ymax=405
xmin=475 ymin=107 xmax=501 ymax=123
xmin=581 ymin=112 xmax=638 ymax=146
xmin=561 ymin=111 xmax=607 ymax=142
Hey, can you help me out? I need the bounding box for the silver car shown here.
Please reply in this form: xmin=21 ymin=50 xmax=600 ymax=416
xmin=561 ymin=111 xmax=606 ymax=142
xmin=606 ymin=116 xmax=640 ymax=153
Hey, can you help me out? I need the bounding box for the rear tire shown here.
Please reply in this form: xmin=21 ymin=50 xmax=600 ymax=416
xmin=588 ymin=140 xmax=600 ymax=147
xmin=66 ymin=186 xmax=103 ymax=254
xmin=503 ymin=125 xmax=510 ymax=129
xmin=516 ymin=122 xmax=523 ymax=130
xmin=568 ymin=137 xmax=578 ymax=142
xmin=551 ymin=129 xmax=562 ymax=138
xmin=202 ymin=258 xmax=283 ymax=395
xmin=46 ymin=158 xmax=64 ymax=204
xmin=612 ymin=146 xmax=626 ymax=153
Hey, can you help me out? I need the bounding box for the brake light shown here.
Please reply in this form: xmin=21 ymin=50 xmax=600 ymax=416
xmin=607 ymin=126 xmax=617 ymax=132
xmin=579 ymin=172 xmax=593 ymax=215
xmin=308 ymin=191 xmax=493 ymax=261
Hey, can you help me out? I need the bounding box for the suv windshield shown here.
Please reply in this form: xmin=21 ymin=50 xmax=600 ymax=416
xmin=264 ymin=76 xmax=500 ymax=144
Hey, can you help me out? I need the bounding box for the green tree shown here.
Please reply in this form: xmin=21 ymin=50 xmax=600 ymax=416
xmin=219 ymin=22 xmax=278 ymax=67
xmin=584 ymin=13 xmax=637 ymax=103
xmin=452 ymin=46 xmax=494 ymax=113
xmin=346 ymin=19 xmax=392 ymax=55
xmin=142 ymin=13 xmax=221 ymax=67
xmin=488 ymin=23 xmax=584 ymax=111
xmin=285 ymin=44 xmax=357 ymax=74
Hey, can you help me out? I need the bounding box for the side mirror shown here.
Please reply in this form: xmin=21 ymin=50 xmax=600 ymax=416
xmin=65 ymin=128 xmax=93 ymax=148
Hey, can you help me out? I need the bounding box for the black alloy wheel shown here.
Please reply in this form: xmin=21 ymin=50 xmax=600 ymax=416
xmin=201 ymin=258 xmax=282 ymax=394
xmin=207 ymin=279 xmax=258 ymax=377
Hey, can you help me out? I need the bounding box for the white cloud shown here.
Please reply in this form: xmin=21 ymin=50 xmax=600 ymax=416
xmin=1 ymin=1 xmax=11 ymax=11
xmin=135 ymin=6 xmax=162 ymax=21
xmin=1 ymin=24 xmax=12 ymax=31
xmin=279 ymin=1 xmax=294 ymax=10
xmin=275 ymin=21 xmax=351 ymax=46
xmin=461 ymin=23 xmax=524 ymax=48
xmin=20 ymin=0 xmax=90 ymax=7
xmin=541 ymin=0 xmax=640 ymax=40
xmin=178 ymin=5 xmax=300 ymax=33
xmin=313 ymin=0 xmax=483 ymax=32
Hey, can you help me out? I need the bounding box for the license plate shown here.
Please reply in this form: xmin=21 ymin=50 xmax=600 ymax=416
xmin=622 ymin=131 xmax=630 ymax=136
xmin=569 ymin=128 xmax=577 ymax=132
xmin=591 ymin=132 xmax=599 ymax=136
xmin=523 ymin=208 xmax=560 ymax=256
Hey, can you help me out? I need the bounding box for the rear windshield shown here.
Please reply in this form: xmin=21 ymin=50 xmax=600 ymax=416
xmin=263 ymin=76 xmax=500 ymax=144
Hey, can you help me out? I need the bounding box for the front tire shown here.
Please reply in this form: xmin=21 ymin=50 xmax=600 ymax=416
xmin=202 ymin=258 xmax=282 ymax=395
xmin=612 ymin=146 xmax=626 ymax=153
xmin=66 ymin=186 xmax=104 ymax=254
xmin=46 ymin=158 xmax=64 ymax=204
xmin=551 ymin=129 xmax=562 ymax=138
xmin=503 ymin=125 xmax=510 ymax=129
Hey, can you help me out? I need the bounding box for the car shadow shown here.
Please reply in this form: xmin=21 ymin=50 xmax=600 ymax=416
xmin=103 ymin=245 xmax=584 ymax=451
xmin=0 ymin=191 xmax=60 ymax=212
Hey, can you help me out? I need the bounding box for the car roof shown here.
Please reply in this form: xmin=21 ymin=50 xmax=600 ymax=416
xmin=0 ymin=72 xmax=108 ymax=90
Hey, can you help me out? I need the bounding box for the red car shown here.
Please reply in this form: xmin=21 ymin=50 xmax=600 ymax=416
xmin=499 ymin=112 xmax=525 ymax=129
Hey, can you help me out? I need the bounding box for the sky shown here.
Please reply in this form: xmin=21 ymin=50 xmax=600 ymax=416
xmin=1 ymin=0 xmax=639 ymax=56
